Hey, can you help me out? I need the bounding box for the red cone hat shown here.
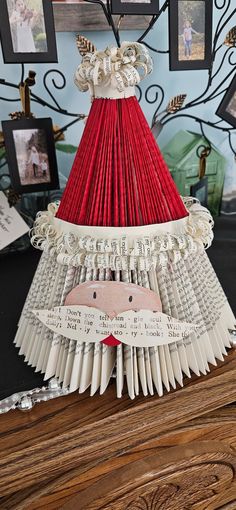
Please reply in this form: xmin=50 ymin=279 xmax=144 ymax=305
xmin=56 ymin=95 xmax=188 ymax=226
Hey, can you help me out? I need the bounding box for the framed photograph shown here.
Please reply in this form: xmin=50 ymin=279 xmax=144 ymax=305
xmin=216 ymin=76 xmax=236 ymax=128
xmin=111 ymin=0 xmax=159 ymax=15
xmin=0 ymin=0 xmax=58 ymax=63
xmin=169 ymin=0 xmax=213 ymax=71
xmin=2 ymin=117 xmax=59 ymax=194
xmin=190 ymin=176 xmax=208 ymax=207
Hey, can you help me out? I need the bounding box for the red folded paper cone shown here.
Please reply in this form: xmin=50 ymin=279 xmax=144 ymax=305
xmin=56 ymin=96 xmax=188 ymax=227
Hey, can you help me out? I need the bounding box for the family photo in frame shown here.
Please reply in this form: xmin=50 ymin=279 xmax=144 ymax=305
xmin=216 ymin=75 xmax=236 ymax=129
xmin=2 ymin=117 xmax=59 ymax=194
xmin=111 ymin=0 xmax=159 ymax=16
xmin=169 ymin=0 xmax=213 ymax=71
xmin=0 ymin=0 xmax=57 ymax=63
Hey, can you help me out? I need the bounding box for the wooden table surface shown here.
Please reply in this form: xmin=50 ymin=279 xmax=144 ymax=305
xmin=0 ymin=350 xmax=235 ymax=510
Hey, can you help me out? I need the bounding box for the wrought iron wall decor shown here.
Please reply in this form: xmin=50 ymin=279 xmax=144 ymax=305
xmin=0 ymin=0 xmax=235 ymax=194
xmin=144 ymin=0 xmax=236 ymax=156
xmin=0 ymin=68 xmax=85 ymax=192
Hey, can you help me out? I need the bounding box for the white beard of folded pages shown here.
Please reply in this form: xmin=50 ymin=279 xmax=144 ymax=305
xmin=14 ymin=200 xmax=235 ymax=400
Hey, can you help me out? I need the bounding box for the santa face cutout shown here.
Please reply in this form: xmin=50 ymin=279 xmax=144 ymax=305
xmin=64 ymin=281 xmax=162 ymax=346
xmin=65 ymin=281 xmax=163 ymax=318
xmin=33 ymin=281 xmax=196 ymax=347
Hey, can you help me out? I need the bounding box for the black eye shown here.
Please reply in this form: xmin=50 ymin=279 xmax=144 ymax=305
xmin=129 ymin=296 xmax=133 ymax=302
xmin=93 ymin=292 xmax=97 ymax=299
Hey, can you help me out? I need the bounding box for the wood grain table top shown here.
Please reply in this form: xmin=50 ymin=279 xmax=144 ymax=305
xmin=0 ymin=350 xmax=235 ymax=510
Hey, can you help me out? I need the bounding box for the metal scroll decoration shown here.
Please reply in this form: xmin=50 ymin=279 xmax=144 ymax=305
xmin=0 ymin=0 xmax=235 ymax=179
xmin=81 ymin=0 xmax=236 ymax=155
xmin=0 ymin=66 xmax=86 ymax=190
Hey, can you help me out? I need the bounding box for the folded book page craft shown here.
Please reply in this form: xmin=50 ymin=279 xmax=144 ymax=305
xmin=3 ymin=41 xmax=235 ymax=409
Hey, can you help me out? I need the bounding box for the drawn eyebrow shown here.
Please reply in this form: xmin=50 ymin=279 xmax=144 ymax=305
xmin=86 ymin=284 xmax=105 ymax=289
xmin=124 ymin=286 xmax=143 ymax=294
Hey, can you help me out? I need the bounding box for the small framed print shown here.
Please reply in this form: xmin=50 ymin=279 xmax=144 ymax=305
xmin=111 ymin=0 xmax=159 ymax=15
xmin=2 ymin=117 xmax=59 ymax=194
xmin=216 ymin=76 xmax=236 ymax=128
xmin=0 ymin=0 xmax=57 ymax=63
xmin=191 ymin=176 xmax=208 ymax=207
xmin=169 ymin=0 xmax=213 ymax=71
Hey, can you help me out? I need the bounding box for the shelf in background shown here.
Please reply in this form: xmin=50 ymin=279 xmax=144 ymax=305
xmin=52 ymin=0 xmax=151 ymax=31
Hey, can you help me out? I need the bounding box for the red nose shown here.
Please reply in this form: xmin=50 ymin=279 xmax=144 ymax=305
xmin=101 ymin=335 xmax=121 ymax=346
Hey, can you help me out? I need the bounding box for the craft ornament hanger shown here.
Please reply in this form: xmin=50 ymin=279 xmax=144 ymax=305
xmin=10 ymin=70 xmax=36 ymax=120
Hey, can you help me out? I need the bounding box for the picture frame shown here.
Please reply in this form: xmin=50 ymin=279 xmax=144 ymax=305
xmin=111 ymin=0 xmax=159 ymax=16
xmin=0 ymin=0 xmax=58 ymax=63
xmin=2 ymin=117 xmax=59 ymax=194
xmin=169 ymin=0 xmax=213 ymax=71
xmin=216 ymin=75 xmax=236 ymax=128
xmin=190 ymin=176 xmax=208 ymax=207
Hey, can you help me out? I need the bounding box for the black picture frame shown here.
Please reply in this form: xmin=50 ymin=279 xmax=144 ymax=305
xmin=0 ymin=0 xmax=57 ymax=63
xmin=111 ymin=0 xmax=159 ymax=15
xmin=190 ymin=176 xmax=208 ymax=207
xmin=2 ymin=117 xmax=59 ymax=194
xmin=216 ymin=75 xmax=236 ymax=128
xmin=169 ymin=0 xmax=213 ymax=71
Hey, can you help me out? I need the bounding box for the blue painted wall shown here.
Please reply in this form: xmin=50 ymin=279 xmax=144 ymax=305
xmin=0 ymin=1 xmax=235 ymax=183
